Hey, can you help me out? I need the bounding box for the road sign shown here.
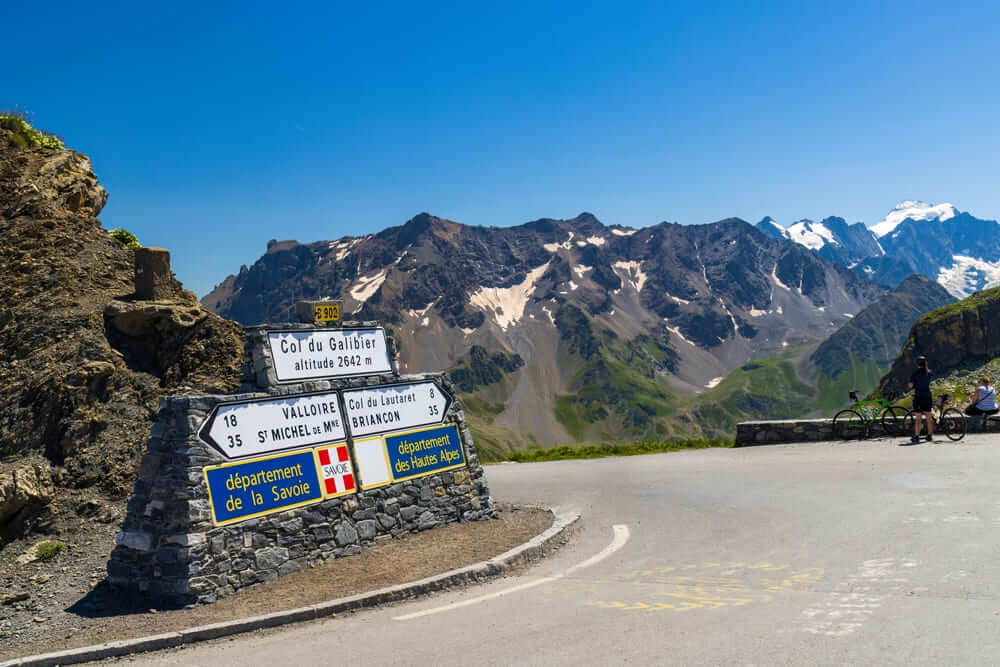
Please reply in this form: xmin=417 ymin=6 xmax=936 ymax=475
xmin=266 ymin=328 xmax=393 ymax=382
xmin=198 ymin=391 xmax=347 ymax=459
xmin=313 ymin=301 xmax=342 ymax=324
xmin=341 ymin=380 xmax=452 ymax=438
xmin=384 ymin=424 xmax=466 ymax=482
xmin=203 ymin=449 xmax=323 ymax=525
xmin=315 ymin=443 xmax=356 ymax=498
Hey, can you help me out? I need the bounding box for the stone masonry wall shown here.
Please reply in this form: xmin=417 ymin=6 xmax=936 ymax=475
xmin=735 ymin=419 xmax=835 ymax=446
xmin=736 ymin=415 xmax=993 ymax=446
xmin=108 ymin=322 xmax=494 ymax=606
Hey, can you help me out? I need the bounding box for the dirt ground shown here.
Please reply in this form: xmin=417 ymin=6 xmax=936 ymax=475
xmin=0 ymin=505 xmax=552 ymax=661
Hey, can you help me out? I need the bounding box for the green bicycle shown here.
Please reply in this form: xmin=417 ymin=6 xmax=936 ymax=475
xmin=832 ymin=391 xmax=909 ymax=440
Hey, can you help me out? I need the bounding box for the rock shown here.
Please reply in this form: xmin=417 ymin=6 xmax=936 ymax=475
xmin=356 ymin=520 xmax=377 ymax=541
xmin=134 ymin=247 xmax=182 ymax=300
xmin=342 ymin=498 xmax=360 ymax=514
xmin=254 ymin=546 xmax=289 ymax=570
xmin=115 ymin=530 xmax=152 ymax=552
xmin=1 ymin=592 xmax=29 ymax=605
xmin=399 ymin=506 xmax=420 ymax=522
xmin=0 ymin=464 xmax=54 ymax=532
xmin=0 ymin=136 xmax=245 ymax=518
xmin=880 ymin=285 xmax=1000 ymax=399
xmin=334 ymin=522 xmax=358 ymax=546
xmin=277 ymin=561 xmax=303 ymax=577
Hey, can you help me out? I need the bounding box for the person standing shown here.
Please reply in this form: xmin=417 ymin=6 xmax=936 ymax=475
xmin=908 ymin=356 xmax=934 ymax=443
xmin=965 ymin=376 xmax=998 ymax=417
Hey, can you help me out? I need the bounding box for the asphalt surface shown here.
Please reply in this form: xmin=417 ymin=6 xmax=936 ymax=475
xmin=127 ymin=435 xmax=1000 ymax=666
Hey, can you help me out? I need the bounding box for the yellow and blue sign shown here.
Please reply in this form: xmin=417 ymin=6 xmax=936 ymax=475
xmin=204 ymin=449 xmax=322 ymax=526
xmin=384 ymin=424 xmax=466 ymax=482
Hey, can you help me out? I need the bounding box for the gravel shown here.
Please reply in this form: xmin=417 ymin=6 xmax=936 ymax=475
xmin=0 ymin=504 xmax=552 ymax=662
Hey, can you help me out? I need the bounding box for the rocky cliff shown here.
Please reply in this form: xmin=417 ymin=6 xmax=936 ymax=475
xmin=0 ymin=125 xmax=244 ymax=547
xmin=878 ymin=285 xmax=1000 ymax=399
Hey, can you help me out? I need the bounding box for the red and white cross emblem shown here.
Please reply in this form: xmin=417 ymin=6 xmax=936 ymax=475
xmin=316 ymin=444 xmax=356 ymax=498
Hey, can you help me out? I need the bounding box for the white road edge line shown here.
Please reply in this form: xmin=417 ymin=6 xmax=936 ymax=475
xmin=393 ymin=524 xmax=630 ymax=621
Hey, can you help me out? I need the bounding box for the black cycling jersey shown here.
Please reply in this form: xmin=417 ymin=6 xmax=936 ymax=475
xmin=910 ymin=369 xmax=932 ymax=398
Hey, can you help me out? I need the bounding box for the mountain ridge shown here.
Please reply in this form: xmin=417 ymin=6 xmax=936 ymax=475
xmin=756 ymin=201 xmax=1000 ymax=297
xmin=205 ymin=210 xmax=887 ymax=448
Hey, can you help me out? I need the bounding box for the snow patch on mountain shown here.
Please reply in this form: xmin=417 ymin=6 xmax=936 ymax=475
xmin=936 ymin=255 xmax=1000 ymax=297
xmin=543 ymin=231 xmax=576 ymax=253
xmin=665 ymin=323 xmax=694 ymax=346
xmin=469 ymin=260 xmax=551 ymax=330
xmin=330 ymin=238 xmax=361 ymax=262
xmin=349 ymin=268 xmax=388 ymax=303
xmin=610 ymin=228 xmax=637 ymax=236
xmin=718 ymin=297 xmax=740 ymax=334
xmin=870 ymin=200 xmax=957 ymax=238
xmin=613 ymin=260 xmax=648 ymax=294
xmin=406 ymin=297 xmax=440 ymax=319
xmin=771 ymin=265 xmax=792 ymax=291
xmin=786 ymin=220 xmax=839 ymax=250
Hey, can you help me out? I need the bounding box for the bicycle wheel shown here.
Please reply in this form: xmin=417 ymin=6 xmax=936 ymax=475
xmin=833 ymin=409 xmax=867 ymax=441
xmin=939 ymin=407 xmax=966 ymax=441
xmin=880 ymin=405 xmax=909 ymax=436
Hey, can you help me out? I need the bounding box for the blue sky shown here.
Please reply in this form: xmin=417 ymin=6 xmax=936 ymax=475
xmin=5 ymin=1 xmax=1000 ymax=296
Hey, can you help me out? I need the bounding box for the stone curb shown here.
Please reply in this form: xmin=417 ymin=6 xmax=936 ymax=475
xmin=2 ymin=509 xmax=579 ymax=667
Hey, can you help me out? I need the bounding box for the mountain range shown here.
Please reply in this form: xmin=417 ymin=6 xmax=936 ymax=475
xmin=757 ymin=201 xmax=1000 ymax=297
xmin=205 ymin=212 xmax=890 ymax=452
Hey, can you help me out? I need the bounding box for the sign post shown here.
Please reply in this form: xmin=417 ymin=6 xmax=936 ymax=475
xmin=203 ymin=449 xmax=323 ymax=526
xmin=266 ymin=328 xmax=393 ymax=382
xmin=198 ymin=391 xmax=347 ymax=459
xmin=294 ymin=299 xmax=343 ymax=325
xmin=341 ymin=380 xmax=451 ymax=438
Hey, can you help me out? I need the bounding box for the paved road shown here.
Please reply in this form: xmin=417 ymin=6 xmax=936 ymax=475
xmin=131 ymin=435 xmax=1000 ymax=666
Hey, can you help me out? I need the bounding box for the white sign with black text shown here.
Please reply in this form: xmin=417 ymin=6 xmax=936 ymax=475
xmin=197 ymin=391 xmax=347 ymax=459
xmin=266 ymin=328 xmax=393 ymax=382
xmin=341 ymin=380 xmax=452 ymax=437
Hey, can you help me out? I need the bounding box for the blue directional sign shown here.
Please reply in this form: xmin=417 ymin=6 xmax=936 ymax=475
xmin=203 ymin=449 xmax=323 ymax=525
xmin=384 ymin=424 xmax=466 ymax=482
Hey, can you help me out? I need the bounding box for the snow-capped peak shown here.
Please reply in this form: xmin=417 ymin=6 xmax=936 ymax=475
xmin=756 ymin=216 xmax=789 ymax=239
xmin=786 ymin=219 xmax=839 ymax=250
xmin=870 ymin=200 xmax=957 ymax=238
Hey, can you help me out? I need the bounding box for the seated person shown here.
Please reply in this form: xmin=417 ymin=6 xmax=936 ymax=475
xmin=966 ymin=376 xmax=999 ymax=416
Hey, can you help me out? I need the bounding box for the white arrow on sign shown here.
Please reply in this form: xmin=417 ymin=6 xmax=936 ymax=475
xmin=198 ymin=391 xmax=347 ymax=459
xmin=341 ymin=380 xmax=452 ymax=438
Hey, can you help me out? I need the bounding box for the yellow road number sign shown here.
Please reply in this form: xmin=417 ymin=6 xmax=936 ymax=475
xmin=314 ymin=302 xmax=342 ymax=323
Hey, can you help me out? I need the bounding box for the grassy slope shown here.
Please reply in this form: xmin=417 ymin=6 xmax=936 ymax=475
xmin=551 ymin=332 xmax=679 ymax=442
xmin=681 ymin=345 xmax=817 ymax=434
xmin=812 ymin=359 xmax=884 ymax=413
xmin=501 ymin=438 xmax=732 ymax=463
xmin=463 ymin=291 xmax=939 ymax=454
